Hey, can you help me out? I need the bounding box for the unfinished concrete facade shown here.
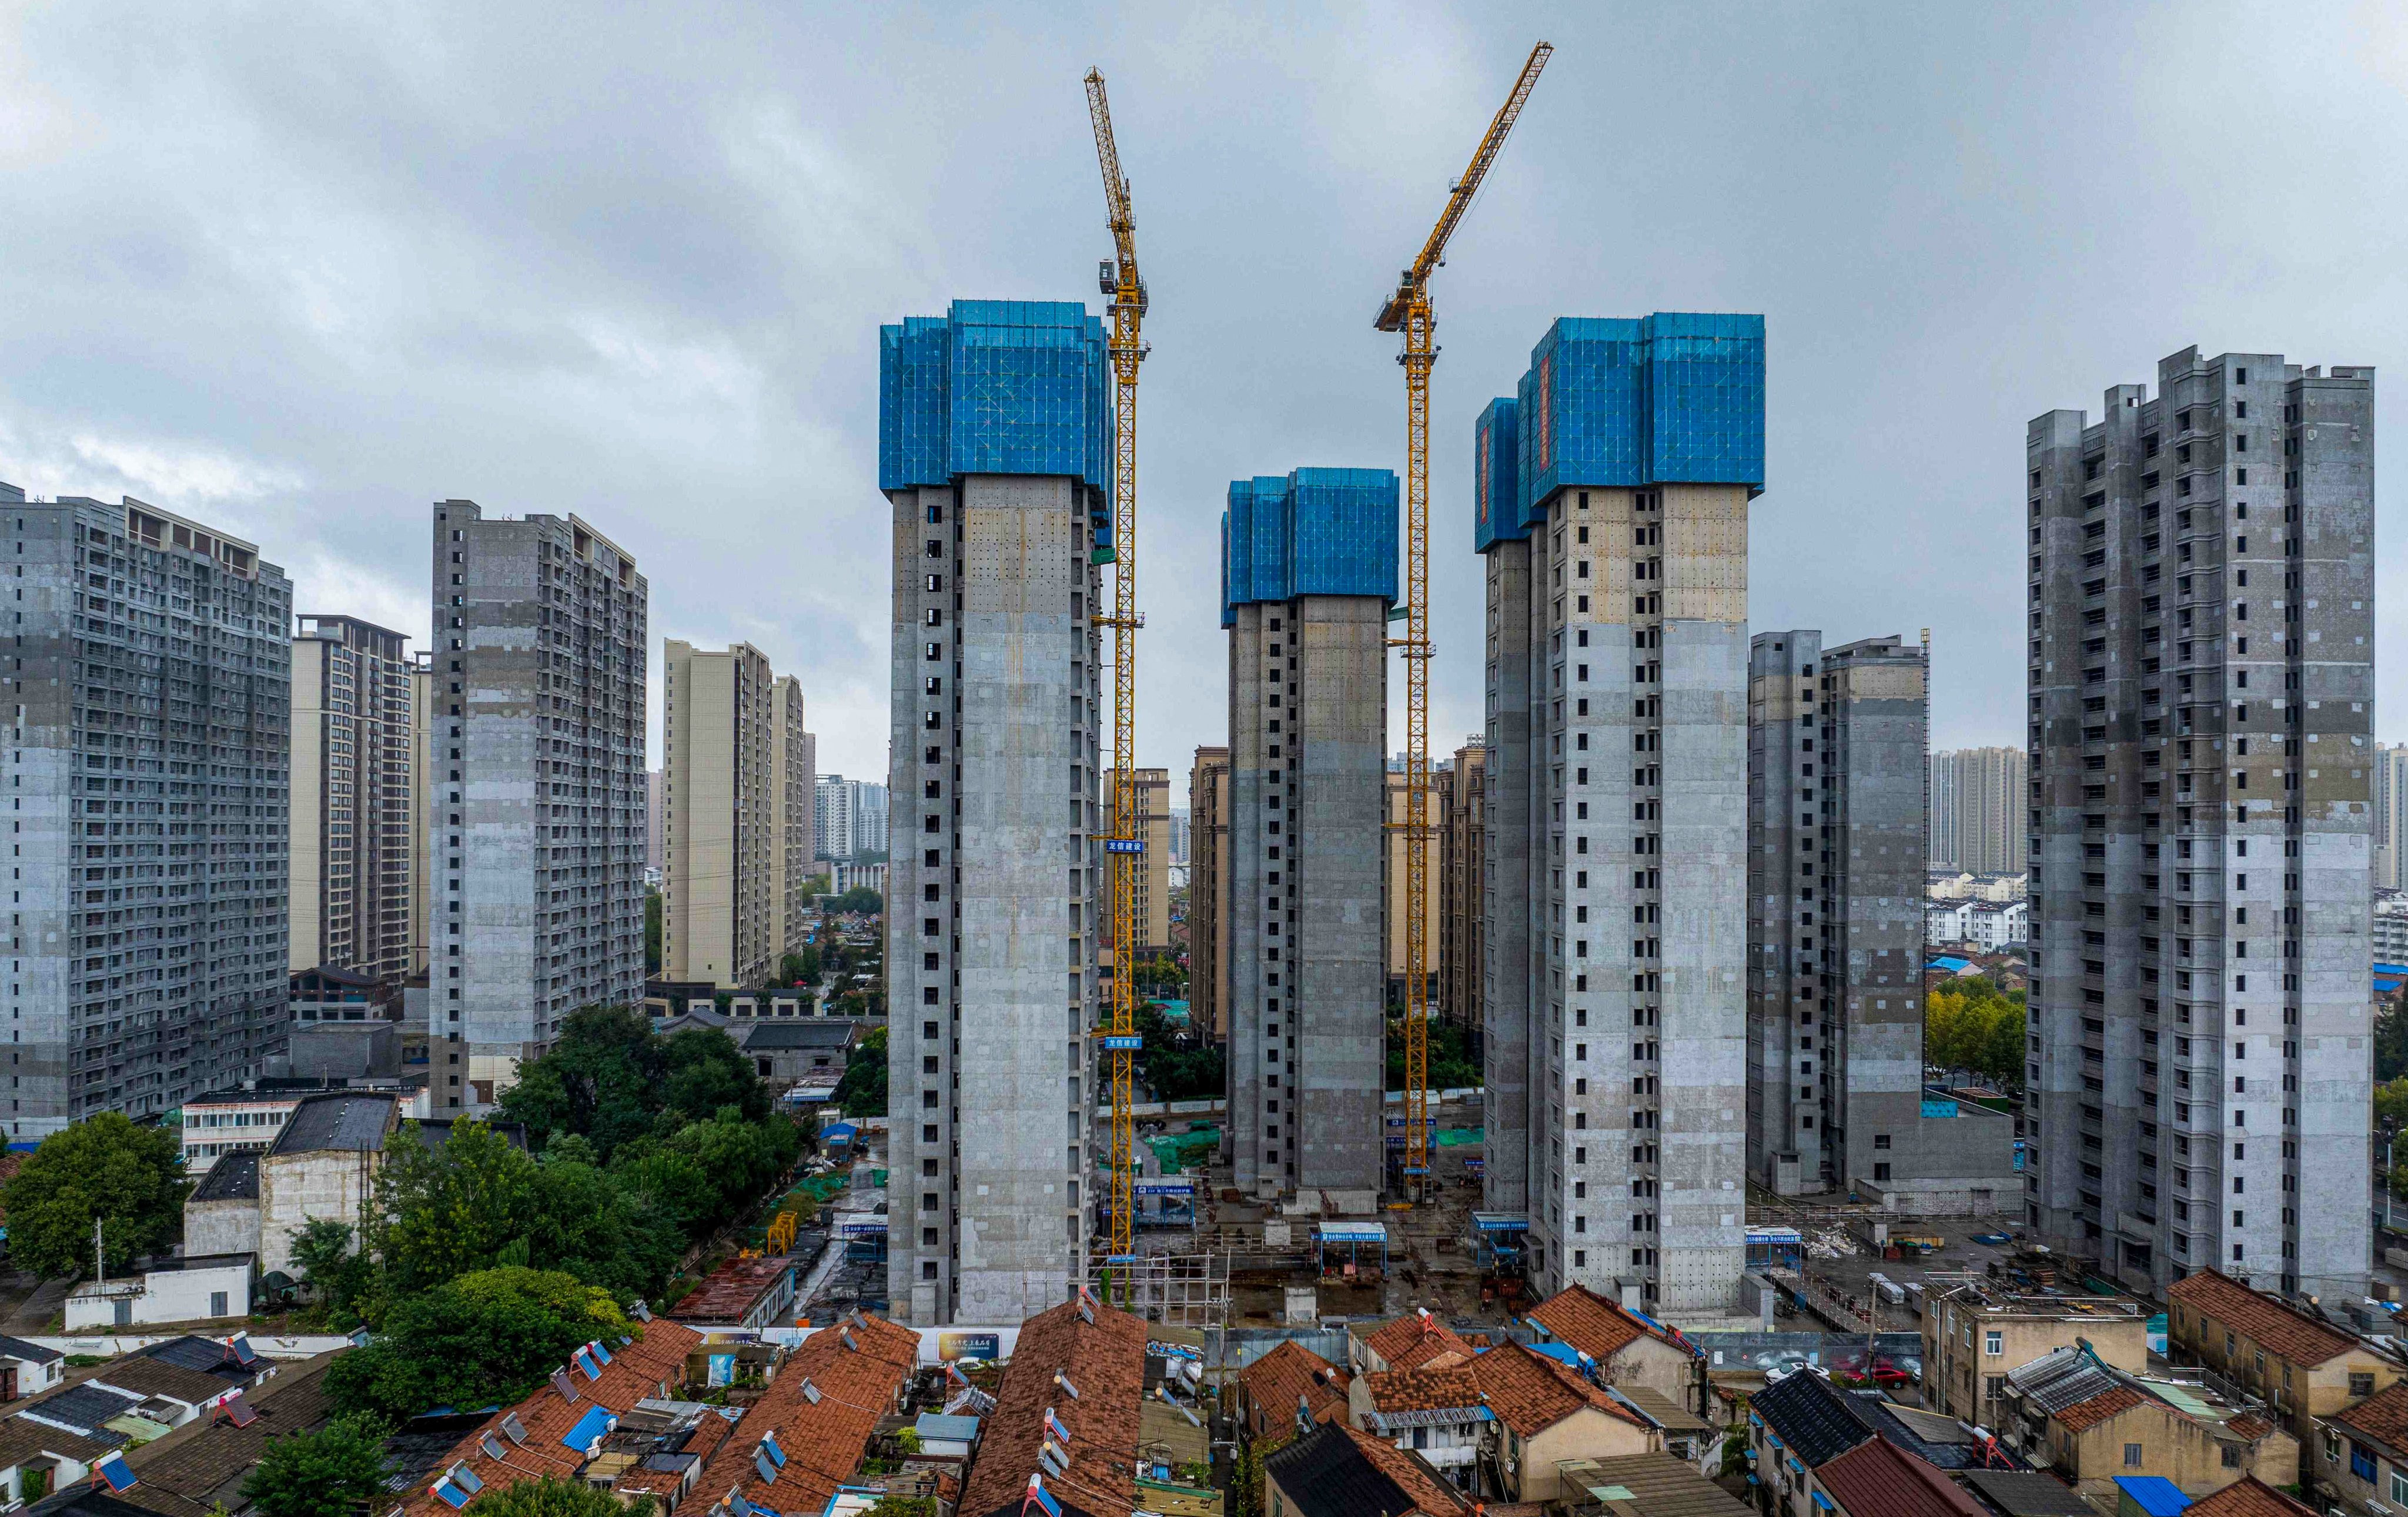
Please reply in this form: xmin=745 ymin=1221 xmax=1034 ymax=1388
xmin=1748 ymin=631 xmax=2015 ymax=1211
xmin=881 ymin=301 xmax=1109 ymax=1325
xmin=1103 ymin=767 xmax=1172 ymax=955
xmin=430 ymin=501 xmax=647 ymax=1110
xmin=1478 ymin=316 xmax=1763 ymax=1320
xmin=1188 ymin=747 xmax=1230 ymax=1043
xmin=1222 ymin=468 xmax=1396 ymax=1198
xmin=1439 ymin=741 xmax=1488 ymax=1036
xmin=0 ymin=487 xmax=291 ymax=1138
xmin=662 ymin=639 xmax=775 ymax=989
xmin=771 ymin=678 xmax=814 ymax=954
xmin=290 ymin=617 xmax=416 ymax=985
xmin=2026 ymin=348 xmax=2374 ymax=1299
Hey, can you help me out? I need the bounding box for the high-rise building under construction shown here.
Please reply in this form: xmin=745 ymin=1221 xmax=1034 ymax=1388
xmin=882 ymin=300 xmax=1111 ymax=1325
xmin=1222 ymin=468 xmax=1397 ymax=1198
xmin=1477 ymin=314 xmax=1764 ymax=1318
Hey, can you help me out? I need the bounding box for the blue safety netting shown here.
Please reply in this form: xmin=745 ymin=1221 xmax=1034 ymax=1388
xmin=1473 ymin=396 xmax=1524 ymax=552
xmin=1221 ymin=467 xmax=1399 ymax=625
xmin=878 ymin=300 xmax=1114 ymax=505
xmin=1514 ymin=312 xmax=1764 ymax=521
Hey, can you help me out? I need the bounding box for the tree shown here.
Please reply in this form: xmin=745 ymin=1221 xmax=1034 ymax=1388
xmin=1384 ymin=1017 xmax=1479 ymax=1093
xmin=286 ymin=1218 xmax=373 ymax=1318
xmin=644 ymin=890 xmax=663 ymax=975
xmin=778 ymin=949 xmax=820 ymax=986
xmin=497 ymin=1006 xmax=667 ymax=1161
xmin=834 ymin=1025 xmax=889 ymax=1118
xmin=241 ymin=1412 xmax=393 ymax=1517
xmin=467 ymin=1476 xmax=655 ymax=1516
xmin=0 ymin=1112 xmax=186 ymax=1280
xmin=373 ymin=1120 xmax=542 ymax=1295
xmin=831 ymin=885 xmax=883 ymax=916
xmin=325 ymin=1267 xmax=632 ymax=1421
xmin=663 ymin=1027 xmax=770 ymax=1126
xmin=2378 ymin=992 xmax=2408 ymax=1084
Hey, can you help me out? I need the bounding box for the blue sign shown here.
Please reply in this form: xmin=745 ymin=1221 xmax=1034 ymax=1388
xmin=1101 ymin=1035 xmax=1143 ymax=1051
xmin=1105 ymin=838 xmax=1146 ymax=853
xmin=1920 ymin=1099 xmax=1960 ymax=1119
xmin=1135 ymin=1180 xmax=1193 ymax=1195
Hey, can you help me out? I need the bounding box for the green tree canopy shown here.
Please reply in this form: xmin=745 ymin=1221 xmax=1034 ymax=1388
xmin=324 ymin=1267 xmax=632 ymax=1421
xmin=834 ymin=1025 xmax=888 ymax=1119
xmin=496 ymin=1006 xmax=773 ymax=1162
xmin=778 ymin=948 xmax=820 ymax=986
xmin=241 ymin=1412 xmax=393 ymax=1517
xmin=1926 ymin=977 xmax=2025 ymax=1091
xmin=0 ymin=1112 xmax=186 ymax=1280
xmin=829 ymin=885 xmax=883 ymax=916
xmin=373 ymin=1120 xmax=541 ymax=1297
xmin=467 ymin=1476 xmax=654 ymax=1516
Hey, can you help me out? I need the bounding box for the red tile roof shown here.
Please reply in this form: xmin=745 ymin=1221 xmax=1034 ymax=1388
xmin=1363 ymin=1311 xmax=1476 ymax=1372
xmin=2333 ymin=1380 xmax=2408 ymax=1456
xmin=1344 ymin=1423 xmax=1474 ymax=1516
xmin=959 ymin=1297 xmax=1147 ymax=1517
xmin=669 ymin=1255 xmax=796 ymax=1325
xmin=1526 ymin=1282 xmax=1694 ymax=1364
xmin=1814 ymin=1434 xmax=1985 ymax=1517
xmin=1359 ymin=1364 xmax=1486 ymax=1419
xmin=2182 ymin=1477 xmax=2319 ymax=1517
xmin=397 ymin=1318 xmax=703 ymax=1516
xmin=2050 ymin=1385 xmax=2146 ymax=1434
xmin=675 ymin=1314 xmax=917 ymax=1516
xmin=2225 ymin=1412 xmax=2277 ymax=1442
xmin=2168 ymin=1269 xmax=2362 ymax=1368
xmin=1467 ymin=1341 xmax=1646 ymax=1439
xmin=1239 ymin=1341 xmax=1349 ymax=1436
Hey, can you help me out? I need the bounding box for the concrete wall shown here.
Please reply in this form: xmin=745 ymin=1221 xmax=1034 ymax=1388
xmin=65 ymin=1261 xmax=252 ymax=1329
xmin=1480 ymin=538 xmax=1534 ymax=1216
xmin=259 ymin=1150 xmax=381 ymax=1278
xmin=184 ymin=1198 xmax=263 ymax=1261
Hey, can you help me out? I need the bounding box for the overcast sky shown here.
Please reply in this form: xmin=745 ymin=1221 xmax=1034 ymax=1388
xmin=3 ymin=4 xmax=2402 ymax=785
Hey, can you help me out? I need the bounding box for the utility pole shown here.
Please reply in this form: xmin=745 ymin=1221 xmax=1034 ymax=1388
xmin=93 ymin=1217 xmax=103 ymax=1286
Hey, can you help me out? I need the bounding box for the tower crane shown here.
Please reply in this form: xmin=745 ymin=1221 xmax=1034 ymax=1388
xmin=1085 ymin=68 xmax=1149 ymax=1283
xmin=1376 ymin=42 xmax=1550 ymax=1200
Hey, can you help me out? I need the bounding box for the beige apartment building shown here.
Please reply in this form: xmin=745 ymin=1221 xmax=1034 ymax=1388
xmin=1188 ymin=748 xmax=1230 ymax=1041
xmin=1383 ymin=763 xmax=1445 ymax=1007
xmin=1921 ymin=1279 xmax=2150 ymax=1426
xmin=1103 ymin=766 xmax=1172 ymax=955
xmin=407 ymin=649 xmax=433 ymax=975
xmin=2168 ymin=1268 xmax=2408 ymax=1445
xmin=663 ymin=640 xmax=777 ymax=989
xmin=770 ymin=676 xmax=814 ymax=957
xmin=291 ymin=615 xmax=418 ymax=983
xmin=1438 ymin=740 xmax=1486 ymax=1033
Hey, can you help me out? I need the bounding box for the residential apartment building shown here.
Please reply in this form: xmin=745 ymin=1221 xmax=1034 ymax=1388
xmin=1747 ymin=629 xmax=2015 ymax=1210
xmin=1189 ymin=746 xmax=1230 ymax=1042
xmin=1919 ymin=1277 xmax=2149 ymax=1428
xmin=1925 ymin=898 xmax=2029 ymax=951
xmin=662 ymin=640 xmax=775 ymax=989
xmin=0 ymin=488 xmax=292 ymax=1136
xmin=407 ymin=649 xmax=434 ymax=975
xmin=2025 ymin=349 xmax=2375 ymax=1299
xmin=1929 ymin=746 xmax=2029 ymax=873
xmin=1223 ymin=467 xmax=1397 ymax=1198
xmin=290 ymin=616 xmax=416 ymax=984
xmin=2374 ymin=892 xmax=2408 ymax=963
xmin=1995 ymin=1346 xmax=2297 ymax=1509
xmin=1439 ymin=739 xmax=1488 ymax=1035
xmin=772 ymin=678 xmax=814 ymax=947
xmin=1103 ymin=766 xmax=1172 ymax=955
xmin=646 ymin=768 xmax=665 ymax=875
xmin=2376 ymin=744 xmax=2408 ymax=892
xmin=1384 ymin=760 xmax=1444 ymax=1010
xmin=814 ymin=773 xmax=853 ymax=863
xmin=881 ymin=300 xmax=1108 ymax=1324
xmin=1477 ymin=314 xmax=1762 ymax=1319
xmin=2166 ymin=1268 xmax=2406 ymax=1446
xmin=430 ymin=501 xmax=647 ymax=1109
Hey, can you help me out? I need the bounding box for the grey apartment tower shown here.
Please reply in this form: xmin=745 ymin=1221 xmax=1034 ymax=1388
xmin=0 ymin=487 xmax=290 ymax=1136
xmin=881 ymin=301 xmax=1110 ymax=1325
xmin=1477 ymin=314 xmax=1762 ymax=1318
xmin=1222 ymin=468 xmax=1398 ymax=1198
xmin=2028 ymin=349 xmax=2375 ymax=1300
xmin=431 ymin=501 xmax=647 ymax=1109
xmin=1747 ymin=631 xmax=2016 ymax=1209
xmin=292 ymin=615 xmax=417 ymax=983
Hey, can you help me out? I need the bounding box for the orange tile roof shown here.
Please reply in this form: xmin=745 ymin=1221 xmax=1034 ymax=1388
xmin=1239 ymin=1341 xmax=1349 ymax=1436
xmin=1340 ymin=1424 xmax=1474 ymax=1516
xmin=1526 ymin=1282 xmax=1695 ymax=1364
xmin=2050 ymin=1385 xmax=2146 ymax=1434
xmin=2333 ymin=1381 xmax=2408 ymax=1454
xmin=2225 ymin=1412 xmax=2277 ymax=1442
xmin=616 ymin=1412 xmax=731 ymax=1504
xmin=1467 ymin=1341 xmax=1646 ymax=1438
xmin=670 ymin=1255 xmax=797 ymax=1325
xmin=1360 ymin=1363 xmax=1486 ymax=1419
xmin=2182 ymin=1476 xmax=2319 ymax=1517
xmin=1814 ymin=1434 xmax=1985 ymax=1517
xmin=959 ymin=1297 xmax=1148 ymax=1517
xmin=396 ymin=1318 xmax=703 ymax=1516
xmin=1363 ymin=1311 xmax=1476 ymax=1372
xmin=2167 ymin=1269 xmax=2361 ymax=1368
xmin=676 ymin=1313 xmax=917 ymax=1517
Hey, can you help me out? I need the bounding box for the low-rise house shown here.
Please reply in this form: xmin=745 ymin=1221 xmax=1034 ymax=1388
xmin=1524 ymin=1282 xmax=1705 ymax=1414
xmin=957 ymin=1295 xmax=1148 ymax=1517
xmin=176 ymin=1089 xmax=305 ymax=1176
xmin=0 ymin=1335 xmax=63 ymax=1401
xmin=1470 ymin=1340 xmax=1656 ymax=1502
xmin=2167 ymin=1269 xmax=2407 ymax=1445
xmin=1236 ymin=1341 xmax=1349 ymax=1441
xmin=735 ymin=1019 xmax=859 ymax=1086
xmin=1265 ymin=1421 xmax=1470 ymax=1517
xmin=65 ymin=1255 xmax=253 ymax=1330
xmin=1748 ymin=1368 xmax=1878 ymax=1517
xmin=2310 ymin=1379 xmax=2408 ymax=1516
xmin=668 ymin=1255 xmax=798 ymax=1331
xmin=0 ymin=1416 xmax=122 ymax=1508
xmin=182 ymin=1153 xmax=262 ymax=1261
xmin=258 ymin=1090 xmax=399 ymax=1278
xmin=675 ymin=1312 xmax=918 ymax=1515
xmin=1351 ymin=1310 xmax=1479 ymax=1375
xmin=1921 ymin=1278 xmax=2151 ymax=1426
xmin=1815 ymin=1433 xmax=1985 ymax=1517
xmin=1958 ymin=1469 xmax=2098 ymax=1517
xmin=1997 ymin=1344 xmax=2295 ymax=1505
xmin=1349 ymin=1363 xmax=1489 ymax=1489
xmin=50 ymin=1349 xmax=337 ymax=1513
xmin=2181 ymin=1476 xmax=2322 ymax=1516
xmin=1554 ymin=1451 xmax=1754 ymax=1516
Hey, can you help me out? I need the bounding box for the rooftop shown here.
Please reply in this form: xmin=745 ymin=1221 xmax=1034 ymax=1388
xmin=1958 ymin=1470 xmax=2096 ymax=1517
xmin=2182 ymin=1476 xmax=2319 ymax=1517
xmin=667 ymin=1255 xmax=794 ymax=1325
xmin=1356 ymin=1364 xmax=1488 ymax=1428
xmin=2330 ymin=1380 xmax=2408 ymax=1455
xmin=2169 ymin=1268 xmax=2366 ymax=1367
xmin=1554 ymin=1453 xmax=1752 ymax=1517
xmin=1815 ymin=1434 xmax=1985 ymax=1517
xmin=266 ymin=1091 xmax=398 ymax=1156
xmin=680 ymin=1313 xmax=917 ymax=1516
xmin=188 ymin=1151 xmax=259 ymax=1203
xmin=1237 ymin=1341 xmax=1349 ymax=1433
xmin=1467 ymin=1341 xmax=1644 ymax=1439
xmin=1750 ymin=1368 xmax=1871 ymax=1469
xmin=958 ymin=1295 xmax=1147 ymax=1517
xmin=1262 ymin=1421 xmax=1468 ymax=1517
xmin=1526 ymin=1282 xmax=1697 ymax=1362
xmin=99 ymin=1352 xmax=336 ymax=1512
xmin=1359 ymin=1310 xmax=1477 ymax=1372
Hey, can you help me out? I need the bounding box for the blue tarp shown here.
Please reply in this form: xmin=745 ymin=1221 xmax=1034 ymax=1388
xmin=878 ymin=300 xmax=1115 ymax=503
xmin=1222 ymin=468 xmax=1399 ymax=624
xmin=822 ymin=1123 xmax=859 ymax=1144
xmin=2113 ymin=1476 xmax=2189 ymax=1516
xmin=561 ymin=1402 xmax=616 ymax=1452
xmin=1474 ymin=397 xmax=1524 ymax=551
xmin=1516 ymin=313 xmax=1765 ymax=524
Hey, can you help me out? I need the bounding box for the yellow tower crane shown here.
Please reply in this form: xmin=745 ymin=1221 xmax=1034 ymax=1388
xmin=1376 ymin=41 xmax=1550 ymax=1200
xmin=1085 ymin=67 xmax=1149 ymax=1281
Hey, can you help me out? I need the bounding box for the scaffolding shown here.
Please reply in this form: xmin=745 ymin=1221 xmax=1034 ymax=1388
xmin=1110 ymin=1251 xmax=1230 ymax=1328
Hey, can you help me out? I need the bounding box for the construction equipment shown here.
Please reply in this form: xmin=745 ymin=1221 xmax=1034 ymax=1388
xmin=1085 ymin=67 xmax=1149 ymax=1280
xmin=1374 ymin=41 xmax=1551 ymax=1199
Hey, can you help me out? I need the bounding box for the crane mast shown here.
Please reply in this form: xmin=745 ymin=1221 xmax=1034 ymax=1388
xmin=1375 ymin=41 xmax=1550 ymax=1199
xmin=1085 ymin=68 xmax=1148 ymax=1281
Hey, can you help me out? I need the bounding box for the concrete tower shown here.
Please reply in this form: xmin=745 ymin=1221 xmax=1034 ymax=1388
xmin=1747 ymin=631 xmax=2015 ymax=1207
xmin=882 ymin=300 xmax=1111 ymax=1325
xmin=1222 ymin=468 xmax=1397 ymax=1198
xmin=292 ymin=615 xmax=417 ymax=984
xmin=1478 ymin=314 xmax=1764 ymax=1320
xmin=662 ymin=639 xmax=776 ymax=989
xmin=2027 ymin=348 xmax=2374 ymax=1300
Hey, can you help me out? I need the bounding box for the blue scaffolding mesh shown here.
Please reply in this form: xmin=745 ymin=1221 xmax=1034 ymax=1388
xmin=877 ymin=300 xmax=1113 ymax=505
xmin=1473 ymin=397 xmax=1524 ymax=552
xmin=1220 ymin=467 xmax=1399 ymax=626
xmin=1515 ymin=312 xmax=1764 ymax=520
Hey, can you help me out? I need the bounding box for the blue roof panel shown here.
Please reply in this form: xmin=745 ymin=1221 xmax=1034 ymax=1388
xmin=1220 ymin=468 xmax=1399 ymax=624
xmin=879 ymin=300 xmax=1113 ymax=497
